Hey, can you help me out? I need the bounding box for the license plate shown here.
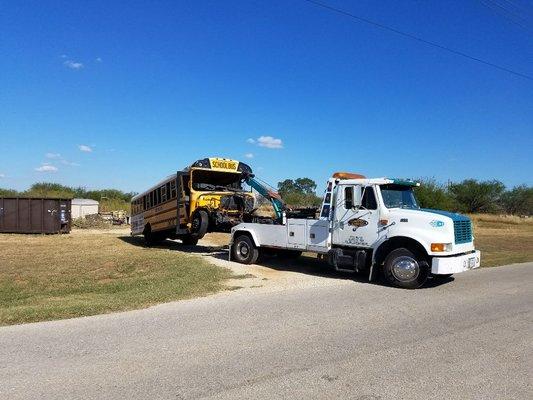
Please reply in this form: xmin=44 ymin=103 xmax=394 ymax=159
xmin=468 ymin=257 xmax=476 ymax=269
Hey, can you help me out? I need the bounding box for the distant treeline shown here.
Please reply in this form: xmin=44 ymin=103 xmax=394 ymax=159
xmin=0 ymin=183 xmax=136 ymax=213
xmin=276 ymin=178 xmax=532 ymax=216
xmin=414 ymin=179 xmax=532 ymax=216
xmin=1 ymin=179 xmax=532 ymax=216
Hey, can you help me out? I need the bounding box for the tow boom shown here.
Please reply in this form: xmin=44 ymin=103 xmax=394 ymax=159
xmin=242 ymin=172 xmax=284 ymax=222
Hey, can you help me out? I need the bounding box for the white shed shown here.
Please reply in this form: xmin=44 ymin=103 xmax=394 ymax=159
xmin=71 ymin=198 xmax=99 ymax=219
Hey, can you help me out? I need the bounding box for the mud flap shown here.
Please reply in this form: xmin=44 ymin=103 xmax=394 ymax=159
xmin=368 ymin=262 xmax=380 ymax=282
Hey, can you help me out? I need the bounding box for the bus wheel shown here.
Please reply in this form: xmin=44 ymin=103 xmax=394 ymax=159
xmin=383 ymin=248 xmax=428 ymax=289
xmin=232 ymin=235 xmax=259 ymax=264
xmin=191 ymin=210 xmax=208 ymax=238
xmin=144 ymin=225 xmax=164 ymax=246
xmin=144 ymin=225 xmax=154 ymax=246
xmin=181 ymin=234 xmax=199 ymax=246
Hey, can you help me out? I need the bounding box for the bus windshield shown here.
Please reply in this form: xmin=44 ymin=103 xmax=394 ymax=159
xmin=380 ymin=184 xmax=419 ymax=209
xmin=191 ymin=170 xmax=243 ymax=192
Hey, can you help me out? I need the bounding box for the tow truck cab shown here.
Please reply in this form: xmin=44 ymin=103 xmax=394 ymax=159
xmin=230 ymin=174 xmax=481 ymax=289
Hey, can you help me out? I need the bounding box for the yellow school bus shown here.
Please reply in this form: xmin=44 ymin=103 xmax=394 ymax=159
xmin=131 ymin=157 xmax=255 ymax=245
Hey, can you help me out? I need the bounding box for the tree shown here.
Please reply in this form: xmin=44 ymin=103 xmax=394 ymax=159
xmin=500 ymin=185 xmax=533 ymax=215
xmin=0 ymin=188 xmax=19 ymax=197
xmin=277 ymin=179 xmax=297 ymax=198
xmin=449 ymin=179 xmax=505 ymax=213
xmin=24 ymin=182 xmax=75 ymax=198
xmin=294 ymin=178 xmax=317 ymax=195
xmin=277 ymin=178 xmax=321 ymax=207
xmin=414 ymin=178 xmax=454 ymax=211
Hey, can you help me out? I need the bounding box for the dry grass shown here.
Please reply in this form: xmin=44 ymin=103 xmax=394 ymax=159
xmin=0 ymin=229 xmax=232 ymax=326
xmin=470 ymin=214 xmax=533 ymax=267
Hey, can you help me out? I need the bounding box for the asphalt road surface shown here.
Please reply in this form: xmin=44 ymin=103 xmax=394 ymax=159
xmin=1 ymin=263 xmax=531 ymax=400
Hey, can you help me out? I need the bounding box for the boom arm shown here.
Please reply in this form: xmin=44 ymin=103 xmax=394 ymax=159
xmin=242 ymin=173 xmax=284 ymax=222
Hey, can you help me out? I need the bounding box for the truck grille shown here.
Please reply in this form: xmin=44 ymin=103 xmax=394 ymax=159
xmin=454 ymin=220 xmax=472 ymax=244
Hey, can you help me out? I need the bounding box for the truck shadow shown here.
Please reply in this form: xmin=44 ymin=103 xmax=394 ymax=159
xmin=118 ymin=236 xmax=454 ymax=289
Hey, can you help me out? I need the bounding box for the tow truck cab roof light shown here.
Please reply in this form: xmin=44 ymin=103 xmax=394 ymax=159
xmin=332 ymin=172 xmax=366 ymax=180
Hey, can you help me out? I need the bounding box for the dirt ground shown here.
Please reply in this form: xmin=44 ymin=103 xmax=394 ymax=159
xmin=198 ymin=233 xmax=355 ymax=294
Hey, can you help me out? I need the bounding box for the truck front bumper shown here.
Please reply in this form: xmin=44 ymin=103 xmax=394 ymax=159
xmin=431 ymin=250 xmax=481 ymax=275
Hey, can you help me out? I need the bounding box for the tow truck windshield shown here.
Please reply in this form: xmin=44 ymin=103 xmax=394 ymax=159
xmin=380 ymin=184 xmax=419 ymax=209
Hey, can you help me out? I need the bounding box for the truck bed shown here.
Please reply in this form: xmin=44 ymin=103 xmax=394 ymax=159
xmin=233 ymin=218 xmax=330 ymax=253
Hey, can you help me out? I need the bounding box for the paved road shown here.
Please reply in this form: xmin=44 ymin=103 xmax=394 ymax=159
xmin=1 ymin=263 xmax=531 ymax=400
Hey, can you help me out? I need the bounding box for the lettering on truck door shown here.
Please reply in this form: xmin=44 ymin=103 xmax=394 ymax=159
xmin=333 ymin=185 xmax=380 ymax=247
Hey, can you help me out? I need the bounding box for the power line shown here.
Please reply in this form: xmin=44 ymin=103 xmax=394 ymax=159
xmin=497 ymin=0 xmax=533 ymax=17
xmin=302 ymin=0 xmax=533 ymax=81
xmin=479 ymin=0 xmax=533 ymax=32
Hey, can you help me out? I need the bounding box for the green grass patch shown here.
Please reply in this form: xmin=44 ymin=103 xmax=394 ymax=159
xmin=0 ymin=231 xmax=232 ymax=326
xmin=471 ymin=214 xmax=533 ymax=267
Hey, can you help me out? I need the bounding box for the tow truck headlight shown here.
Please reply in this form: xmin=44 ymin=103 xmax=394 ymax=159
xmin=431 ymin=243 xmax=452 ymax=252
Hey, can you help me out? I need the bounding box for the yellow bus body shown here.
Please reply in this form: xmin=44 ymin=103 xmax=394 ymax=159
xmin=131 ymin=158 xmax=254 ymax=242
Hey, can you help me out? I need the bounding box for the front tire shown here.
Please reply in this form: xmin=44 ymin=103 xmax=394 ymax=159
xmin=191 ymin=210 xmax=209 ymax=239
xmin=383 ymin=248 xmax=428 ymax=289
xmin=181 ymin=234 xmax=199 ymax=246
xmin=232 ymin=235 xmax=259 ymax=264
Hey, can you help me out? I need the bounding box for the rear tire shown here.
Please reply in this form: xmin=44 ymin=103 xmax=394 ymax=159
xmin=143 ymin=225 xmax=167 ymax=246
xmin=232 ymin=235 xmax=259 ymax=264
xmin=383 ymin=248 xmax=428 ymax=289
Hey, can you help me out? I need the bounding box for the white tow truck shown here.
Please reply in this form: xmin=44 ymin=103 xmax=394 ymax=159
xmin=229 ymin=172 xmax=481 ymax=288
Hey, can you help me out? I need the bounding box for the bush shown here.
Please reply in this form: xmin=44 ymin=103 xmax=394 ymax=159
xmin=500 ymin=185 xmax=533 ymax=216
xmin=414 ymin=178 xmax=454 ymax=210
xmin=449 ymin=179 xmax=505 ymax=213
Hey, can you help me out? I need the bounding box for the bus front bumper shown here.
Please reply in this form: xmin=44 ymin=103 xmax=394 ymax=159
xmin=431 ymin=250 xmax=481 ymax=275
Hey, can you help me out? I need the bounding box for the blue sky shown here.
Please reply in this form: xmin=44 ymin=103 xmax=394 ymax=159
xmin=1 ymin=0 xmax=532 ymax=193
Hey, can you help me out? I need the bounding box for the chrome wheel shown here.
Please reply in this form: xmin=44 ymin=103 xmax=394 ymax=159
xmin=391 ymin=256 xmax=419 ymax=282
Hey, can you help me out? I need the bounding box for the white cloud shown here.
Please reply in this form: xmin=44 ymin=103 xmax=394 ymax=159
xmin=0 ymin=173 xmax=5 ymax=178
xmin=35 ymin=164 xmax=58 ymax=172
xmin=64 ymin=60 xmax=84 ymax=70
xmin=246 ymin=138 xmax=255 ymax=144
xmin=61 ymin=159 xmax=80 ymax=167
xmin=257 ymin=136 xmax=283 ymax=149
xmin=45 ymin=152 xmax=61 ymax=159
xmin=244 ymin=153 xmax=254 ymax=159
xmin=60 ymin=54 xmax=68 ymax=59
xmin=78 ymin=144 xmax=93 ymax=152
xmin=96 ymin=57 xmax=102 ymax=63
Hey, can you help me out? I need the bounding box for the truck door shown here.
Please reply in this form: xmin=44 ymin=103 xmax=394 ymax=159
xmin=332 ymin=185 xmax=380 ymax=248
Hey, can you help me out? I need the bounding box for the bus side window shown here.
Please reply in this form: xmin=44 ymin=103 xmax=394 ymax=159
xmin=161 ymin=185 xmax=167 ymax=202
xmin=166 ymin=182 xmax=171 ymax=199
xmin=170 ymin=181 xmax=176 ymax=198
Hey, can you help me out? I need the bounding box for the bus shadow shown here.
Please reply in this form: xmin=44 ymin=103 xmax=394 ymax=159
xmin=118 ymin=236 xmax=454 ymax=289
xmin=118 ymin=235 xmax=225 ymax=254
